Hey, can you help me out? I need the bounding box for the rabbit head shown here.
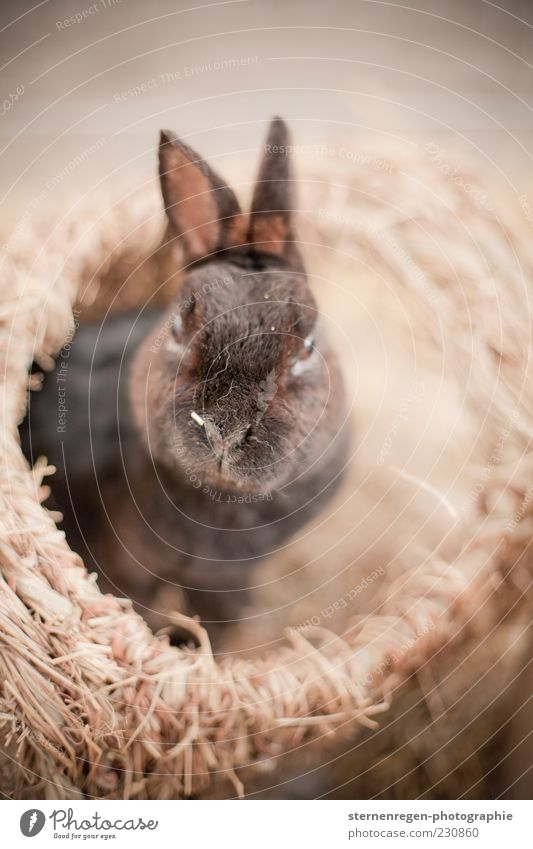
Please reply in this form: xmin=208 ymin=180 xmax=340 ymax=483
xmin=130 ymin=118 xmax=346 ymax=495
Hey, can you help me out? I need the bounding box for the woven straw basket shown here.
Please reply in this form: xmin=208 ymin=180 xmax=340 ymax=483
xmin=0 ymin=143 xmax=531 ymax=799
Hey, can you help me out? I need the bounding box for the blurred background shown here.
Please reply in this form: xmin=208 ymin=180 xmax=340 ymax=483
xmin=1 ymin=0 xmax=533 ymax=218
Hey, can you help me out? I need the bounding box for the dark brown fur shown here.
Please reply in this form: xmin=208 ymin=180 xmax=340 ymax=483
xmin=20 ymin=119 xmax=350 ymax=643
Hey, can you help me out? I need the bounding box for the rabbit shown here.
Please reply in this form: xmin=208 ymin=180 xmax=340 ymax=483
xmin=20 ymin=117 xmax=351 ymax=644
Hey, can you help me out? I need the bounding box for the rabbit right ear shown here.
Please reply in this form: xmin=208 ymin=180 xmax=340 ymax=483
xmin=248 ymin=117 xmax=301 ymax=266
xmin=159 ymin=130 xmax=244 ymax=265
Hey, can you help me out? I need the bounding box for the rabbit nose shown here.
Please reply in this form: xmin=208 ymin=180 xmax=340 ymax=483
xmin=204 ymin=419 xmax=232 ymax=460
xmin=204 ymin=419 xmax=250 ymax=461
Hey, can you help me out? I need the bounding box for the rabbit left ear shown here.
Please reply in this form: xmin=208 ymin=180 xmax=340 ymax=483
xmin=248 ymin=117 xmax=301 ymax=264
xmin=159 ymin=130 xmax=244 ymax=264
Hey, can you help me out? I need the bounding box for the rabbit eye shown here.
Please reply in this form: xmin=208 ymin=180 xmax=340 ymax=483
xmin=165 ymin=314 xmax=186 ymax=354
xmin=171 ymin=315 xmax=183 ymax=339
xmin=290 ymin=336 xmax=317 ymax=377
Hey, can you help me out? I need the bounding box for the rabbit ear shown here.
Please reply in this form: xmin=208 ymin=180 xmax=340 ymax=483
xmin=248 ymin=117 xmax=300 ymax=262
xmin=159 ymin=130 xmax=244 ymax=264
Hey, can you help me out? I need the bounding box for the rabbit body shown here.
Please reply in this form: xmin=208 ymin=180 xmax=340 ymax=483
xmin=21 ymin=119 xmax=350 ymax=636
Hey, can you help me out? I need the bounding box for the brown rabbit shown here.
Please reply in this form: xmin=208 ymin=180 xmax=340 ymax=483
xmin=21 ymin=118 xmax=350 ymax=643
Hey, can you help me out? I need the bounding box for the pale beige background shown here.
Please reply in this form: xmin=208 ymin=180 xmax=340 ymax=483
xmin=2 ymin=0 xmax=533 ymax=220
